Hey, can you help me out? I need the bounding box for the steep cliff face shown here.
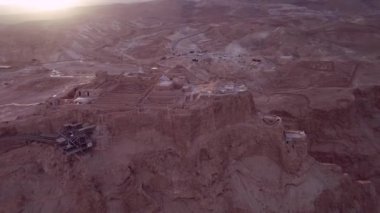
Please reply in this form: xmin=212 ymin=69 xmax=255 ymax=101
xmin=1 ymin=0 xmax=380 ymax=212
xmin=301 ymin=86 xmax=380 ymax=195
xmin=0 ymin=86 xmax=378 ymax=212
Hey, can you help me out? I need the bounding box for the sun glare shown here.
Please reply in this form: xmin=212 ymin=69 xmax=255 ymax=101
xmin=7 ymin=0 xmax=79 ymax=12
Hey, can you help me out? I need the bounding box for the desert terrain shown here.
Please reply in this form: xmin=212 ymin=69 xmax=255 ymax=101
xmin=0 ymin=0 xmax=380 ymax=212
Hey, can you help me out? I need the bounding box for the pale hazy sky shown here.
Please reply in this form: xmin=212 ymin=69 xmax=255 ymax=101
xmin=0 ymin=0 xmax=147 ymax=6
xmin=0 ymin=0 xmax=150 ymax=14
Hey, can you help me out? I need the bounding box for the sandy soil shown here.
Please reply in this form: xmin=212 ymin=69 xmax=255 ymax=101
xmin=0 ymin=0 xmax=380 ymax=212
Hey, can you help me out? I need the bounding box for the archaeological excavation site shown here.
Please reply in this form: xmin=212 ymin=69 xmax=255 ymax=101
xmin=0 ymin=0 xmax=380 ymax=212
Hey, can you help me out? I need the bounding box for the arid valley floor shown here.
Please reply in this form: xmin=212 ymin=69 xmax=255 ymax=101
xmin=0 ymin=0 xmax=380 ymax=212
